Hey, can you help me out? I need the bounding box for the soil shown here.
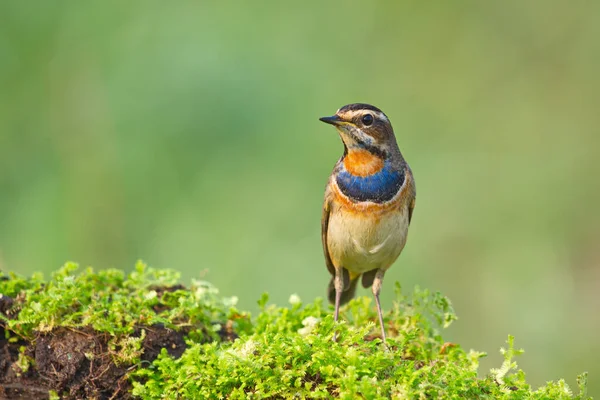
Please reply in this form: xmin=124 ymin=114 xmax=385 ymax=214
xmin=0 ymin=286 xmax=233 ymax=400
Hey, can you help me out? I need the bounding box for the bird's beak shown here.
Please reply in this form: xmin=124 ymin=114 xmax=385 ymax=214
xmin=319 ymin=115 xmax=343 ymax=126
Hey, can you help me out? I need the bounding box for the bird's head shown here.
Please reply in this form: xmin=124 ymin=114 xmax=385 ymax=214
xmin=319 ymin=103 xmax=397 ymax=158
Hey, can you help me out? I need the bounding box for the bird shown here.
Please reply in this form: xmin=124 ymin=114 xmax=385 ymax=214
xmin=319 ymin=103 xmax=416 ymax=344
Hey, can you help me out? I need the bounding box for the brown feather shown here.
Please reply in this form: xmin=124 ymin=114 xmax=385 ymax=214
xmin=406 ymin=167 xmax=416 ymax=224
xmin=321 ymin=188 xmax=336 ymax=276
xmin=361 ymin=269 xmax=377 ymax=288
xmin=327 ymin=275 xmax=359 ymax=305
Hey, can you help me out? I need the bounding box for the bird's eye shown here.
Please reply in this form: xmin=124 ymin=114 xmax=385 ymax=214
xmin=361 ymin=114 xmax=374 ymax=126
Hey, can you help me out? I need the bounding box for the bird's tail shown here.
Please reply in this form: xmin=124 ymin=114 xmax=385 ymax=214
xmin=327 ymin=275 xmax=359 ymax=306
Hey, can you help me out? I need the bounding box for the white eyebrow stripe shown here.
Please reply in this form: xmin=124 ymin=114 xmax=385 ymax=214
xmin=336 ymin=108 xmax=389 ymax=122
xmin=372 ymin=111 xmax=388 ymax=122
xmin=357 ymin=110 xmax=388 ymax=122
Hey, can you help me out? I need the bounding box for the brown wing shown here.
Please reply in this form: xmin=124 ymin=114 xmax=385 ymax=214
xmin=321 ymin=189 xmax=336 ymax=276
xmin=406 ymin=167 xmax=416 ymax=225
xmin=408 ymin=196 xmax=415 ymax=225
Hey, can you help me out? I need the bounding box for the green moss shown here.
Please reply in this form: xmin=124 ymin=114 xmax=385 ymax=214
xmin=0 ymin=261 xmax=236 ymax=363
xmin=0 ymin=264 xmax=590 ymax=399
xmin=132 ymin=286 xmax=589 ymax=399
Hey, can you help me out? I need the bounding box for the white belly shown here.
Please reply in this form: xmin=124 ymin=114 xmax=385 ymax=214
xmin=327 ymin=207 xmax=409 ymax=274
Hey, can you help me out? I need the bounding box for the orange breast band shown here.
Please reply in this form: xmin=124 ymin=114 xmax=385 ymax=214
xmin=343 ymin=149 xmax=384 ymax=177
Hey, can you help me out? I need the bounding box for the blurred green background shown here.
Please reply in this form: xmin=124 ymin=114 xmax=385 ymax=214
xmin=1 ymin=0 xmax=599 ymax=394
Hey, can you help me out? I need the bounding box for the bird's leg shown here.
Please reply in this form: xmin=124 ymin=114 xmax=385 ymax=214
xmin=333 ymin=268 xmax=344 ymax=342
xmin=372 ymin=269 xmax=387 ymax=345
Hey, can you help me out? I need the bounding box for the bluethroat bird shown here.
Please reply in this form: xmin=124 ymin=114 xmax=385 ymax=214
xmin=319 ymin=103 xmax=416 ymax=343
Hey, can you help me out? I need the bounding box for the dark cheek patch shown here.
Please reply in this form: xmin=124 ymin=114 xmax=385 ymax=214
xmin=336 ymin=162 xmax=405 ymax=203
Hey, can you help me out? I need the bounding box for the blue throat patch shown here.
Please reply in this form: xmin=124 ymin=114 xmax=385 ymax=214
xmin=336 ymin=161 xmax=405 ymax=202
